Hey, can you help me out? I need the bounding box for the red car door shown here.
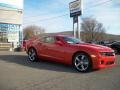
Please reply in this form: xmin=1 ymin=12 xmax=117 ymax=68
xmin=38 ymin=36 xmax=65 ymax=62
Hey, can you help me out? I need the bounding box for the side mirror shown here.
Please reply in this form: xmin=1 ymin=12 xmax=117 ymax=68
xmin=55 ymin=41 xmax=64 ymax=46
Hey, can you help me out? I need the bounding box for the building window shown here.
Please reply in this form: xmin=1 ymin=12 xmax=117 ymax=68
xmin=0 ymin=23 xmax=21 ymax=43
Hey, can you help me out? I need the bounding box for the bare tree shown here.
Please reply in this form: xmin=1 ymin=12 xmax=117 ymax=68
xmin=81 ymin=17 xmax=106 ymax=42
xmin=23 ymin=25 xmax=45 ymax=40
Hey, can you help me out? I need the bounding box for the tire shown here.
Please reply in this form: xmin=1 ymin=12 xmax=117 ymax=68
xmin=73 ymin=53 xmax=92 ymax=72
xmin=28 ymin=48 xmax=38 ymax=62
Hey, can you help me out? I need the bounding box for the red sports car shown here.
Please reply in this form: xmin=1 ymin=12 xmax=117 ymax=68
xmin=26 ymin=35 xmax=116 ymax=72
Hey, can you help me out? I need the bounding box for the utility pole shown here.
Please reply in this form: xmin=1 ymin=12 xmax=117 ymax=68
xmin=78 ymin=17 xmax=81 ymax=39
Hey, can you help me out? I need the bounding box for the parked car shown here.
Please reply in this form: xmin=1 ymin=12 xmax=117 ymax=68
xmin=96 ymin=41 xmax=110 ymax=46
xmin=107 ymin=41 xmax=120 ymax=54
xmin=26 ymin=35 xmax=116 ymax=72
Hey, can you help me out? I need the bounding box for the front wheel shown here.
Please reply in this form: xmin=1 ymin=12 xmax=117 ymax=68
xmin=28 ymin=48 xmax=38 ymax=62
xmin=73 ymin=53 xmax=92 ymax=72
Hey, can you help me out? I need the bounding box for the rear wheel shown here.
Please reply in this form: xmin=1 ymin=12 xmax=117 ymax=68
xmin=73 ymin=53 xmax=92 ymax=72
xmin=28 ymin=48 xmax=38 ymax=62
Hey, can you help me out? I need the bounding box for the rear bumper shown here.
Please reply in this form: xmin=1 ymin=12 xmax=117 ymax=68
xmin=92 ymin=55 xmax=116 ymax=70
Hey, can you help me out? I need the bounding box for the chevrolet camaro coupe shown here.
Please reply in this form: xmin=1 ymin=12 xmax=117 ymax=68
xmin=26 ymin=35 xmax=116 ymax=72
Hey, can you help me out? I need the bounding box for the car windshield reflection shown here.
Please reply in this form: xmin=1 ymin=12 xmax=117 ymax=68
xmin=63 ymin=37 xmax=84 ymax=44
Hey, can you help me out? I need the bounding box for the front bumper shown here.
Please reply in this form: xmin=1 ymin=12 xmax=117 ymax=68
xmin=91 ymin=54 xmax=116 ymax=69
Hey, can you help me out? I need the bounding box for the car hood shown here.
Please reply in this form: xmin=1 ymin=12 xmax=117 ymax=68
xmin=74 ymin=43 xmax=113 ymax=52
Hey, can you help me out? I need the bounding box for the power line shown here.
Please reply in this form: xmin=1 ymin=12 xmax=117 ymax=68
xmin=0 ymin=0 xmax=113 ymax=24
xmin=23 ymin=12 xmax=51 ymax=18
xmin=23 ymin=13 xmax=69 ymax=24
xmin=24 ymin=0 xmax=112 ymax=19
xmin=85 ymin=0 xmax=113 ymax=10
xmin=24 ymin=0 xmax=113 ymax=25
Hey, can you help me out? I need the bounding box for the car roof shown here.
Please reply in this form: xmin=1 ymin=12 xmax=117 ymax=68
xmin=40 ymin=34 xmax=73 ymax=38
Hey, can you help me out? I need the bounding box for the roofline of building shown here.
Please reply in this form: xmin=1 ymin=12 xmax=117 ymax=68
xmin=0 ymin=22 xmax=22 ymax=25
xmin=0 ymin=3 xmax=23 ymax=11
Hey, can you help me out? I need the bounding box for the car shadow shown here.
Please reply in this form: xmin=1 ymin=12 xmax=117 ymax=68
xmin=0 ymin=54 xmax=86 ymax=73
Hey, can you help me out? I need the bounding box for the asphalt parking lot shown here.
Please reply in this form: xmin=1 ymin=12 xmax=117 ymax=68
xmin=0 ymin=51 xmax=120 ymax=90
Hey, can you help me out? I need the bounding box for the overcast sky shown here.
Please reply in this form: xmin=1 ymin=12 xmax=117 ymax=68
xmin=23 ymin=0 xmax=120 ymax=35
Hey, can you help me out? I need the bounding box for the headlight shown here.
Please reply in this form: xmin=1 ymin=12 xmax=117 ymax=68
xmin=100 ymin=52 xmax=115 ymax=56
xmin=100 ymin=52 xmax=106 ymax=56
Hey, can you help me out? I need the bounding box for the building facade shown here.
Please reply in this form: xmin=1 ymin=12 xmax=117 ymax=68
xmin=0 ymin=3 xmax=23 ymax=48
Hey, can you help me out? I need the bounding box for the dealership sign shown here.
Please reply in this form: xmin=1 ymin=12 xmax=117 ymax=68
xmin=69 ymin=0 xmax=82 ymax=17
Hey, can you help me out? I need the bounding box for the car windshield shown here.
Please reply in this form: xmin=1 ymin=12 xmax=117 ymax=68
xmin=63 ymin=37 xmax=84 ymax=44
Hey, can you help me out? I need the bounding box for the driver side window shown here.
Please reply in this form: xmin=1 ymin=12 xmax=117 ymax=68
xmin=44 ymin=36 xmax=55 ymax=44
